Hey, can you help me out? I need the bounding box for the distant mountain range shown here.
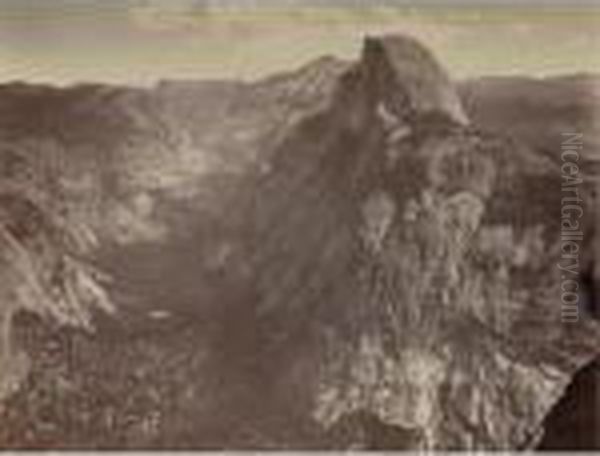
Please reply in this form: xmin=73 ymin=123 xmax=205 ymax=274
xmin=459 ymin=74 xmax=600 ymax=175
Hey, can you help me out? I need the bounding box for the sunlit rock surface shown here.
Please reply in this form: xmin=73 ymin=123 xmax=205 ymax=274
xmin=242 ymin=34 xmax=600 ymax=450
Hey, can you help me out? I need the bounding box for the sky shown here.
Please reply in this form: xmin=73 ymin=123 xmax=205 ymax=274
xmin=0 ymin=1 xmax=599 ymax=86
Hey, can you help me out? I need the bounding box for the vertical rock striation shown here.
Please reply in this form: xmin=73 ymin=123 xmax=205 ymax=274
xmin=246 ymin=34 xmax=600 ymax=450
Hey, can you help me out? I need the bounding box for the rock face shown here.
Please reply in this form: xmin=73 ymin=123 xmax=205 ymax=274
xmin=0 ymin=34 xmax=598 ymax=450
xmin=244 ymin=34 xmax=600 ymax=450
xmin=362 ymin=35 xmax=469 ymax=125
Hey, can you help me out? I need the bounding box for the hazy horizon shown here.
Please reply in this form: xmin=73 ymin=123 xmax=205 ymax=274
xmin=0 ymin=2 xmax=599 ymax=86
xmin=0 ymin=60 xmax=598 ymax=91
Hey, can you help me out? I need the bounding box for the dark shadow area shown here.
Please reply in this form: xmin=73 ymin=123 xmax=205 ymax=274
xmin=538 ymin=358 xmax=599 ymax=450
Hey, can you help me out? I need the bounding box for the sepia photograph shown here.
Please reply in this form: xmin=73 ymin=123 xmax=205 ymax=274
xmin=0 ymin=0 xmax=598 ymax=451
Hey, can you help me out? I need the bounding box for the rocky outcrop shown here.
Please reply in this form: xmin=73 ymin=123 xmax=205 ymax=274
xmin=243 ymin=34 xmax=600 ymax=450
xmin=361 ymin=35 xmax=469 ymax=125
xmin=0 ymin=136 xmax=115 ymax=401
